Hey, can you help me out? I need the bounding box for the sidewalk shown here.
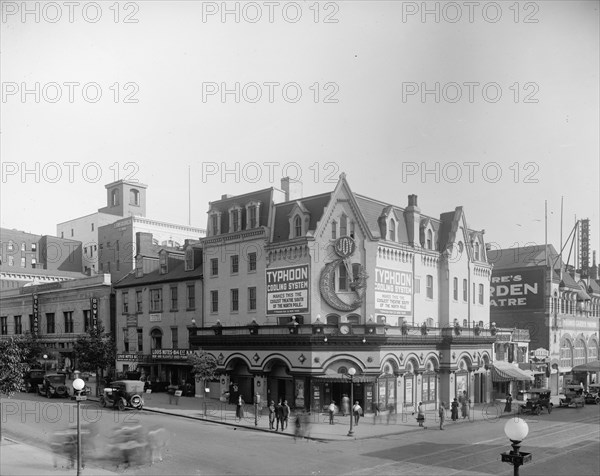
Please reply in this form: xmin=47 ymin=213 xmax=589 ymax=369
xmin=96 ymin=389 xmax=516 ymax=441
xmin=0 ymin=436 xmax=118 ymax=476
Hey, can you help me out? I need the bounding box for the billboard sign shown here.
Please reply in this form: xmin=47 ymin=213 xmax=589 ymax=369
xmin=490 ymin=268 xmax=545 ymax=311
xmin=266 ymin=265 xmax=309 ymax=315
xmin=374 ymin=267 xmax=412 ymax=316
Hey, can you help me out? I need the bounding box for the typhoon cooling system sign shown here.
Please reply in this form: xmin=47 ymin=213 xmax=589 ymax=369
xmin=266 ymin=265 xmax=309 ymax=315
xmin=374 ymin=267 xmax=412 ymax=316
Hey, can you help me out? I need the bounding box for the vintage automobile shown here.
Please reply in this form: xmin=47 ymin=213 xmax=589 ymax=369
xmin=558 ymin=385 xmax=585 ymax=408
xmin=38 ymin=373 xmax=70 ymax=398
xmin=23 ymin=370 xmax=46 ymax=393
xmin=518 ymin=388 xmax=553 ymax=415
xmin=584 ymin=384 xmax=600 ymax=405
xmin=99 ymin=380 xmax=144 ymax=411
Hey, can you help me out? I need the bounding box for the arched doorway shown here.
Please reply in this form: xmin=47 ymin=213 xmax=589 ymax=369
xmin=264 ymin=358 xmax=293 ymax=406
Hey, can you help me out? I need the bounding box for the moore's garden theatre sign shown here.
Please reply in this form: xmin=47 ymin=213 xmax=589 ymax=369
xmin=490 ymin=268 xmax=544 ymax=310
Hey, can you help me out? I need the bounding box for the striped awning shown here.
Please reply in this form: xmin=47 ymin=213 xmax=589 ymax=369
xmin=491 ymin=361 xmax=534 ymax=382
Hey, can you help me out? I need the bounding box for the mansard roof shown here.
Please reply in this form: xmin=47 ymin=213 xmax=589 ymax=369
xmin=271 ymin=192 xmax=332 ymax=242
xmin=492 ymin=244 xmax=562 ymax=270
xmin=208 ymin=187 xmax=273 ymax=234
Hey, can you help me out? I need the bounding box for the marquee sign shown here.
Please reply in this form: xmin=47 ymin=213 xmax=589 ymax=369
xmin=152 ymin=349 xmax=195 ymax=360
xmin=90 ymin=297 xmax=99 ymax=329
xmin=490 ymin=268 xmax=545 ymax=311
xmin=581 ymin=219 xmax=590 ymax=277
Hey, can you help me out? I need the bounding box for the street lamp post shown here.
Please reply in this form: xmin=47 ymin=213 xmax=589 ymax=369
xmin=347 ymin=367 xmax=356 ymax=437
xmin=72 ymin=376 xmax=86 ymax=476
xmin=43 ymin=354 xmax=48 ymax=372
xmin=501 ymin=418 xmax=532 ymax=476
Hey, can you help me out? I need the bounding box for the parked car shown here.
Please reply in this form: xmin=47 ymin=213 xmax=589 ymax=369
xmin=38 ymin=373 xmax=70 ymax=398
xmin=559 ymin=385 xmax=585 ymax=408
xmin=518 ymin=388 xmax=553 ymax=415
xmin=23 ymin=370 xmax=46 ymax=393
xmin=99 ymin=380 xmax=144 ymax=411
xmin=584 ymin=384 xmax=600 ymax=404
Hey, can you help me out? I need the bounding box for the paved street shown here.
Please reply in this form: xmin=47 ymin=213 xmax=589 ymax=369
xmin=1 ymin=392 xmax=599 ymax=475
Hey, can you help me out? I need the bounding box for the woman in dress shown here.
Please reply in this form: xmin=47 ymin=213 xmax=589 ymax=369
xmin=461 ymin=391 xmax=469 ymax=419
xmin=417 ymin=402 xmax=426 ymax=428
xmin=236 ymin=395 xmax=244 ymax=420
xmin=504 ymin=393 xmax=513 ymax=413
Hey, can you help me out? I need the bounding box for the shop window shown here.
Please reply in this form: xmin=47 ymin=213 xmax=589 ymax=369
xmin=422 ymin=372 xmax=436 ymax=403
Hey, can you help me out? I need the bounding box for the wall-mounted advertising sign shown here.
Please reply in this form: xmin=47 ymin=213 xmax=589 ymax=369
xmin=374 ymin=267 xmax=412 ymax=316
xmin=32 ymin=294 xmax=39 ymax=335
xmin=266 ymin=265 xmax=309 ymax=315
xmin=490 ymin=268 xmax=545 ymax=311
xmin=90 ymin=297 xmax=99 ymax=329
xmin=580 ymin=219 xmax=590 ymax=277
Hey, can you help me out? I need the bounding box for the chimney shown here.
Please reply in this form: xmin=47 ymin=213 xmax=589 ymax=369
xmin=404 ymin=194 xmax=421 ymax=247
xmin=221 ymin=194 xmax=233 ymax=200
xmin=590 ymin=251 xmax=598 ymax=280
xmin=281 ymin=177 xmax=302 ymax=201
xmin=136 ymin=232 xmax=153 ymax=255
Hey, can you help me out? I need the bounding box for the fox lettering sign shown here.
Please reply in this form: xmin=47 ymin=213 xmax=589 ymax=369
xmin=490 ymin=268 xmax=545 ymax=311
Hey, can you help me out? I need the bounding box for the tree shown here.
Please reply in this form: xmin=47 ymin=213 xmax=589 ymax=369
xmin=73 ymin=324 xmax=116 ymax=395
xmin=16 ymin=333 xmax=44 ymax=368
xmin=0 ymin=337 xmax=30 ymax=397
xmin=0 ymin=337 xmax=30 ymax=440
xmin=188 ymin=352 xmax=218 ymax=398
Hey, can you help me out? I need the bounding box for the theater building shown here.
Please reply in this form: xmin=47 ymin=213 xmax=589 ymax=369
xmin=190 ymin=174 xmax=495 ymax=412
xmin=490 ymin=244 xmax=600 ymax=395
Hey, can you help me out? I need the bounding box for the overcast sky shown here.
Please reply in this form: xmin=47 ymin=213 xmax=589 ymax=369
xmin=1 ymin=1 xmax=598 ymax=260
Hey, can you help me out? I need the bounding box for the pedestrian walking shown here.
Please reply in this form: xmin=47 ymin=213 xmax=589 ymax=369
xmin=451 ymin=398 xmax=459 ymax=421
xmin=341 ymin=394 xmax=350 ymax=416
xmin=438 ymin=402 xmax=446 ymax=430
xmin=268 ymin=400 xmax=276 ymax=430
xmin=416 ymin=402 xmax=426 ymax=428
xmin=328 ymin=401 xmax=337 ymax=425
xmin=275 ymin=400 xmax=284 ymax=430
xmin=282 ymin=400 xmax=291 ymax=430
xmin=352 ymin=401 xmax=362 ymax=425
xmin=461 ymin=391 xmax=469 ymax=419
xmin=386 ymin=403 xmax=395 ymax=425
xmin=236 ymin=395 xmax=245 ymax=420
xmin=294 ymin=413 xmax=303 ymax=441
xmin=504 ymin=393 xmax=513 ymax=413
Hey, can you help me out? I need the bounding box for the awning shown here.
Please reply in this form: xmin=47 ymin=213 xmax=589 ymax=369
xmin=491 ymin=361 xmax=534 ymax=382
xmin=311 ymin=368 xmax=377 ymax=383
xmin=572 ymin=360 xmax=600 ymax=372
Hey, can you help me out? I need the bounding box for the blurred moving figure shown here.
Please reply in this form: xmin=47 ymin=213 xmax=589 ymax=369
xmin=50 ymin=427 xmax=77 ymax=469
xmin=147 ymin=426 xmax=170 ymax=464
xmin=107 ymin=424 xmax=148 ymax=469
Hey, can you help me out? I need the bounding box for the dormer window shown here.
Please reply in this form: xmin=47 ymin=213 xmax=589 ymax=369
xmin=389 ymin=218 xmax=396 ymax=242
xmin=474 ymin=241 xmax=480 ymax=261
xmin=294 ymin=215 xmax=302 ymax=237
xmin=426 ymin=229 xmax=433 ymax=250
xmin=159 ymin=251 xmax=168 ymax=274
xmin=245 ymin=201 xmax=261 ymax=229
xmin=209 ymin=212 xmax=221 ymax=236
xmin=229 ymin=207 xmax=242 ymax=233
xmin=340 ymin=214 xmax=348 ymax=237
xmin=185 ymin=248 xmax=194 ymax=271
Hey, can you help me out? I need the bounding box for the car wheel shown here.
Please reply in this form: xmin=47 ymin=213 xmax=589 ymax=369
xmin=595 ymin=397 xmax=600 ymax=405
xmin=534 ymin=406 xmax=541 ymax=415
xmin=117 ymin=398 xmax=126 ymax=411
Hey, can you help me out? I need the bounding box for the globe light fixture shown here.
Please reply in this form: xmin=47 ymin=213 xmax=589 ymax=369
xmin=347 ymin=367 xmax=357 ymax=437
xmin=72 ymin=376 xmax=86 ymax=476
xmin=501 ymin=418 xmax=532 ymax=476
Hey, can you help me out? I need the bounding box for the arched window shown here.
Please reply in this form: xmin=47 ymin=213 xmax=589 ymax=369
xmin=111 ymin=189 xmax=119 ymax=206
xmin=326 ymin=314 xmax=340 ymax=325
xmin=426 ymin=229 xmax=433 ymax=250
xmin=426 ymin=275 xmax=433 ymax=299
xmin=151 ymin=329 xmax=163 ymax=350
xmin=474 ymin=241 xmax=480 ymax=260
xmin=130 ymin=189 xmax=140 ymax=205
xmin=294 ymin=215 xmax=302 ymax=237
xmin=389 ymin=219 xmax=396 ymax=241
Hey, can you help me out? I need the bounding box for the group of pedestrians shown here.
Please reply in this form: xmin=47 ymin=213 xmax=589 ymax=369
xmin=419 ymin=391 xmax=472 ymax=431
xmin=268 ymin=399 xmax=291 ymax=431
